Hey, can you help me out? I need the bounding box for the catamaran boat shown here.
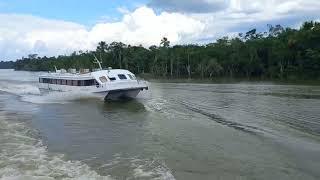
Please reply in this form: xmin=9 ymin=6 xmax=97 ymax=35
xmin=38 ymin=60 xmax=148 ymax=100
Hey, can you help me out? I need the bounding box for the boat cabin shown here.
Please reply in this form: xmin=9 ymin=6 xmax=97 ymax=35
xmin=39 ymin=69 xmax=138 ymax=87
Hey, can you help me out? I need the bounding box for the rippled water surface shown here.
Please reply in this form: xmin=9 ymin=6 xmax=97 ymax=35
xmin=1 ymin=69 xmax=320 ymax=180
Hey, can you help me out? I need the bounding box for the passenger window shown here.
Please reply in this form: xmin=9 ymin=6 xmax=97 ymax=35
xmin=118 ymin=74 xmax=127 ymax=80
xmin=80 ymin=80 xmax=85 ymax=86
xmin=67 ymin=80 xmax=72 ymax=86
xmin=99 ymin=76 xmax=108 ymax=83
xmin=72 ymin=80 xmax=78 ymax=86
xmin=43 ymin=78 xmax=49 ymax=83
xmin=84 ymin=80 xmax=94 ymax=86
xmin=108 ymin=77 xmax=116 ymax=81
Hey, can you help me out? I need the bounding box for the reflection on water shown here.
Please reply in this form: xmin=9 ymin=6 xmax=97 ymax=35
xmin=1 ymin=70 xmax=320 ymax=180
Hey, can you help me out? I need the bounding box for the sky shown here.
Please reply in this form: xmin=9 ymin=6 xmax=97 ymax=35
xmin=0 ymin=0 xmax=320 ymax=61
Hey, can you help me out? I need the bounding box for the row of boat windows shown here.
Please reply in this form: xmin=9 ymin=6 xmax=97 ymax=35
xmin=39 ymin=78 xmax=97 ymax=86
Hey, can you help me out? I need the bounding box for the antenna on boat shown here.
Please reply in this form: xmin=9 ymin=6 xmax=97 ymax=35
xmin=93 ymin=54 xmax=103 ymax=70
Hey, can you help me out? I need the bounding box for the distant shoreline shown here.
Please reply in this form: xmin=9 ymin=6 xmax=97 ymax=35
xmin=145 ymin=78 xmax=320 ymax=86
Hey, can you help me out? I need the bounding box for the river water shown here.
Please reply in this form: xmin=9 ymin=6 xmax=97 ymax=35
xmin=0 ymin=69 xmax=320 ymax=180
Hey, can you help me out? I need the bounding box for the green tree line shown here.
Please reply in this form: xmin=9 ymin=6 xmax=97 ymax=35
xmin=12 ymin=21 xmax=320 ymax=80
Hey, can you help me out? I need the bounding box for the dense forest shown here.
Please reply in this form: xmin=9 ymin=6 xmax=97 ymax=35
xmin=9 ymin=21 xmax=320 ymax=80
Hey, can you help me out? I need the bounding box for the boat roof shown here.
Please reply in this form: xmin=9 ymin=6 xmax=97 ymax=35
xmin=91 ymin=69 xmax=134 ymax=78
xmin=39 ymin=69 xmax=135 ymax=80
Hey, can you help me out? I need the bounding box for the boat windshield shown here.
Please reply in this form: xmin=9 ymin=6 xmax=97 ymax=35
xmin=118 ymin=74 xmax=127 ymax=80
xmin=99 ymin=76 xmax=108 ymax=83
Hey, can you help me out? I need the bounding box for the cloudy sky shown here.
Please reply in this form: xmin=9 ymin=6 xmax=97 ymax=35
xmin=0 ymin=0 xmax=319 ymax=61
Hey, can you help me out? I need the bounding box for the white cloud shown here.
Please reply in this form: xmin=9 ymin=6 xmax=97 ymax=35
xmin=191 ymin=0 xmax=320 ymax=40
xmin=1 ymin=0 xmax=320 ymax=61
xmin=0 ymin=7 xmax=205 ymax=60
xmin=0 ymin=14 xmax=90 ymax=60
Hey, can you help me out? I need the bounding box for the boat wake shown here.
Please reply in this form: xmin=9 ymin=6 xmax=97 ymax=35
xmin=0 ymin=111 xmax=112 ymax=180
xmin=145 ymin=98 xmax=170 ymax=113
xmin=97 ymin=154 xmax=176 ymax=180
xmin=176 ymin=99 xmax=268 ymax=135
xmin=0 ymin=81 xmax=41 ymax=96
xmin=22 ymin=91 xmax=102 ymax=104
xmin=0 ymin=81 xmax=102 ymax=104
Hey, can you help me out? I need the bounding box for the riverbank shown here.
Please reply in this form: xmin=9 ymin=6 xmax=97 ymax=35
xmin=139 ymin=74 xmax=320 ymax=86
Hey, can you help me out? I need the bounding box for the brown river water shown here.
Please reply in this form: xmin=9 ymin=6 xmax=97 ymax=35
xmin=0 ymin=69 xmax=320 ymax=180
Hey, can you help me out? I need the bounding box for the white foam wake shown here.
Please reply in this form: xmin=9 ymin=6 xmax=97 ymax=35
xmin=0 ymin=81 xmax=103 ymax=104
xmin=21 ymin=91 xmax=103 ymax=104
xmin=99 ymin=154 xmax=176 ymax=180
xmin=131 ymin=158 xmax=176 ymax=180
xmin=0 ymin=112 xmax=112 ymax=180
xmin=0 ymin=82 xmax=41 ymax=96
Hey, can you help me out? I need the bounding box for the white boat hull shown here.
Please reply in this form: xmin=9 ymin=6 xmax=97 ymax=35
xmin=39 ymin=81 xmax=148 ymax=100
xmin=97 ymin=89 xmax=141 ymax=100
